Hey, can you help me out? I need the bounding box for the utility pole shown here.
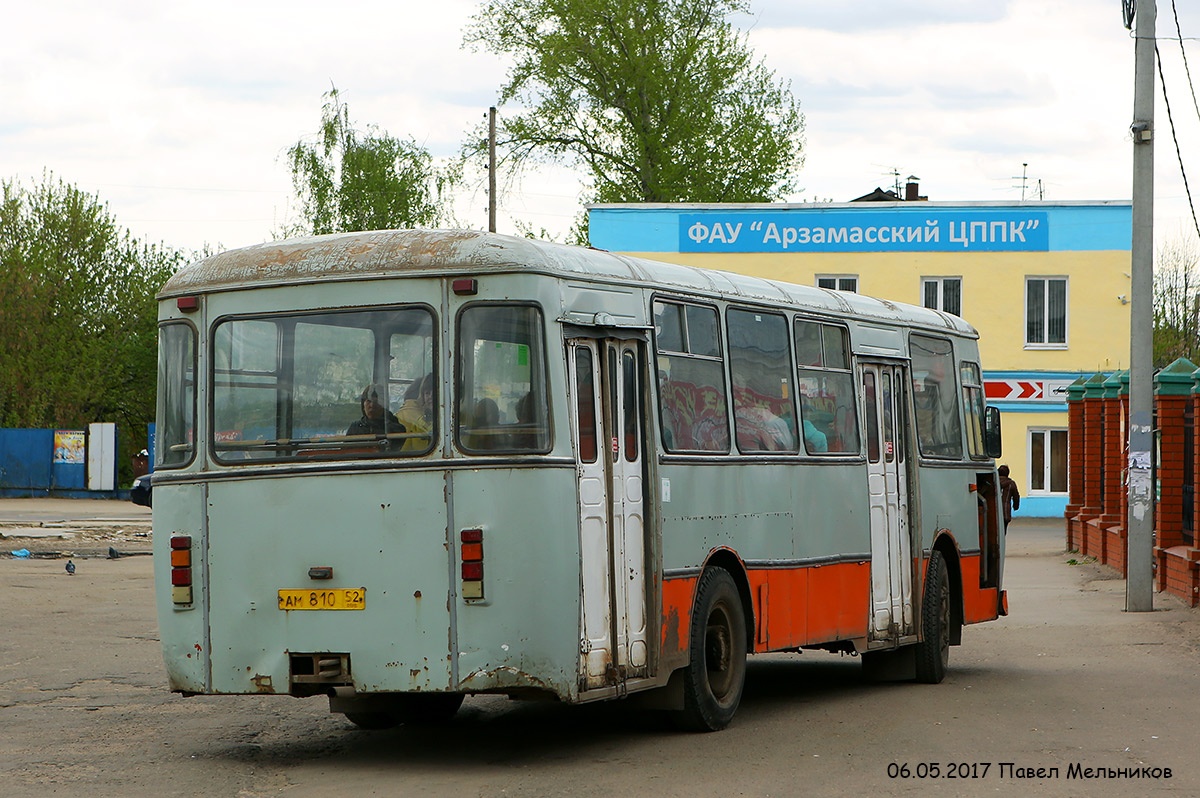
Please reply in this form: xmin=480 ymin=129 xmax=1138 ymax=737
xmin=488 ymin=107 xmax=497 ymax=233
xmin=1126 ymin=0 xmax=1155 ymax=611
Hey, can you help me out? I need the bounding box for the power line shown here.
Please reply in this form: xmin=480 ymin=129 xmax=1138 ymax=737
xmin=1156 ymin=40 xmax=1200 ymax=243
xmin=1170 ymin=0 xmax=1200 ymax=125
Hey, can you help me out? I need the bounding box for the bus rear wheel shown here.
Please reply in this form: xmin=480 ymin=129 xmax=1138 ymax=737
xmin=676 ymin=568 xmax=747 ymax=732
xmin=345 ymin=693 xmax=465 ymax=730
xmin=915 ymin=550 xmax=950 ymax=684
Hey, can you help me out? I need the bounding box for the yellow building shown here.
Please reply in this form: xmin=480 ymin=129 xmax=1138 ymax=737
xmin=588 ymin=199 xmax=1132 ymax=516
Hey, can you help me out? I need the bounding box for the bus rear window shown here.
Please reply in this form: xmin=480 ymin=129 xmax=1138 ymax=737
xmin=211 ymin=307 xmax=435 ymax=462
xmin=456 ymin=305 xmax=550 ymax=453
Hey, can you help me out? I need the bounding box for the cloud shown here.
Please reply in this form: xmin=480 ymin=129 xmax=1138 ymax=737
xmin=737 ymin=0 xmax=1012 ymax=33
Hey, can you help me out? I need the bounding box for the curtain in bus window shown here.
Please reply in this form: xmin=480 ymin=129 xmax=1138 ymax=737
xmin=728 ymin=309 xmax=797 ymax=453
xmin=156 ymin=323 xmax=196 ymax=468
xmin=457 ymin=305 xmax=550 ymax=453
xmin=910 ymin=334 xmax=964 ymax=458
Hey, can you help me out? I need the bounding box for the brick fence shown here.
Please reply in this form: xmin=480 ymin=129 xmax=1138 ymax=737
xmin=1066 ymin=358 xmax=1200 ymax=606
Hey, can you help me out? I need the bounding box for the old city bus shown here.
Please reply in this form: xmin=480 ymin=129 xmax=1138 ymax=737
xmin=148 ymin=229 xmax=1006 ymax=732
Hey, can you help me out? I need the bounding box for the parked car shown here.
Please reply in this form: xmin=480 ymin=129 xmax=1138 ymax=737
xmin=130 ymin=472 xmax=152 ymax=507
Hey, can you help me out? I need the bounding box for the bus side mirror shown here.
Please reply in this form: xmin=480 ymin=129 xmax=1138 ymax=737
xmin=984 ymin=406 xmax=1002 ymax=459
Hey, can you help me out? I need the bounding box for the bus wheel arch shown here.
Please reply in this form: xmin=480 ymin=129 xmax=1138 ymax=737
xmin=675 ymin=553 xmax=751 ymax=732
xmin=700 ymin=548 xmax=755 ymax=653
xmin=930 ymin=534 xmax=965 ymax=647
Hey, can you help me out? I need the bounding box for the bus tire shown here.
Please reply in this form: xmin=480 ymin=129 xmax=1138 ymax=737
xmin=915 ymin=550 xmax=950 ymax=684
xmin=675 ymin=568 xmax=747 ymax=732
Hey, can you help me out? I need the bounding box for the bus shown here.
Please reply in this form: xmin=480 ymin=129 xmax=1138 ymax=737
xmin=147 ymin=228 xmax=1007 ymax=732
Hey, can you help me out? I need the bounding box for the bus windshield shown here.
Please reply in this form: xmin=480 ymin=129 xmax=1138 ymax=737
xmin=211 ymin=307 xmax=435 ymax=461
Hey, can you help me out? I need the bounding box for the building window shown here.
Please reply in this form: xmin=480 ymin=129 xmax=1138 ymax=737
xmin=1026 ymin=277 xmax=1067 ymax=347
xmin=1029 ymin=428 xmax=1068 ymax=493
xmin=922 ymin=277 xmax=961 ymax=316
xmin=816 ymin=275 xmax=858 ymax=292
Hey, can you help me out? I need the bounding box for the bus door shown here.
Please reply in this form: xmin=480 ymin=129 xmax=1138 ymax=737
xmin=568 ymin=338 xmax=649 ymax=690
xmin=861 ymin=362 xmax=915 ymax=640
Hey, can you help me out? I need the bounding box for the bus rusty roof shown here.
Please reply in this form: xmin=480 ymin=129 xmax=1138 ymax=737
xmin=159 ymin=228 xmax=976 ymax=337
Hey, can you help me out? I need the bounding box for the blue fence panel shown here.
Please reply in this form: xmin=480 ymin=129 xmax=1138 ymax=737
xmin=0 ymin=429 xmax=54 ymax=489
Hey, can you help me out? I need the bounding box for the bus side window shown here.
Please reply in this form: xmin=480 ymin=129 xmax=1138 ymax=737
xmin=863 ymin=370 xmax=880 ymax=463
xmin=456 ymin=304 xmax=550 ymax=454
xmin=576 ymin=348 xmax=597 ymax=462
xmin=653 ymin=300 xmax=729 ymax=453
xmin=795 ymin=320 xmax=859 ymax=455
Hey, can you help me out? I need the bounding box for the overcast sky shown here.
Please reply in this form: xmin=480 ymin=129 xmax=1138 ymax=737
xmin=3 ymin=0 xmax=1198 ymax=256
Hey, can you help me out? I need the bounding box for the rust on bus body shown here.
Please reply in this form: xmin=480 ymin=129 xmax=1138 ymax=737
xmin=157 ymin=229 xmax=616 ymax=299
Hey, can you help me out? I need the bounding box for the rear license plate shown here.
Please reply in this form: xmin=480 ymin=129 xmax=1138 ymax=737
xmin=278 ymin=588 xmax=365 ymax=610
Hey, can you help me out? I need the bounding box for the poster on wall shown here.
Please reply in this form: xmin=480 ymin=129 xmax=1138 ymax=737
xmin=53 ymin=431 xmax=85 ymax=464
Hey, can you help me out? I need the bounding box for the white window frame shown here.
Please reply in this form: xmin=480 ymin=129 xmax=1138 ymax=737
xmin=816 ymin=274 xmax=858 ymax=293
xmin=1028 ymin=427 xmax=1069 ymax=495
xmin=921 ymin=276 xmax=962 ymax=317
xmin=1024 ymin=276 xmax=1068 ymax=349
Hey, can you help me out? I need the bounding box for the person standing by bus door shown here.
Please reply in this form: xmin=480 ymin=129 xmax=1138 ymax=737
xmin=998 ymin=464 xmax=1020 ymax=527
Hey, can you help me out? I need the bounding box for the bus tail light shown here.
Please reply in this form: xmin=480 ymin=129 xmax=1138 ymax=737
xmin=170 ymin=535 xmax=194 ymax=605
xmin=461 ymin=528 xmax=484 ymax=600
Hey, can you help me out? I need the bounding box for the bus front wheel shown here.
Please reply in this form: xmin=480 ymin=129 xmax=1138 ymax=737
xmin=676 ymin=568 xmax=747 ymax=732
xmin=915 ymin=550 xmax=951 ymax=684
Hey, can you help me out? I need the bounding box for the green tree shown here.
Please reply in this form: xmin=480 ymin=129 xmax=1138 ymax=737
xmin=285 ymin=87 xmax=459 ymax=236
xmin=0 ymin=173 xmax=185 ymax=483
xmin=1154 ymin=233 xmax=1200 ymax=367
xmin=465 ymin=0 xmax=805 ymax=217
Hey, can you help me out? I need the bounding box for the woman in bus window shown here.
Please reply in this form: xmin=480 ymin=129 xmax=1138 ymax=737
xmin=396 ymin=373 xmax=434 ymax=451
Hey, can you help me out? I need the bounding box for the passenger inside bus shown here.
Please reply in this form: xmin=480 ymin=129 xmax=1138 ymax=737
xmin=468 ymin=398 xmax=501 ymax=449
xmin=802 ymin=418 xmax=828 ymax=452
xmin=346 ymin=384 xmax=406 ymax=439
xmin=395 ymin=373 xmax=433 ymax=451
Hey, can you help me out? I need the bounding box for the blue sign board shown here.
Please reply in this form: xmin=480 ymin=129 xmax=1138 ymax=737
xmin=679 ymin=210 xmax=1049 ymax=253
xmin=587 ymin=202 xmax=1131 ymax=254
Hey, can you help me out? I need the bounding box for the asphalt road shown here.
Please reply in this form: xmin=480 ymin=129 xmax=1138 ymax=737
xmin=1 ymin=510 xmax=1197 ymax=797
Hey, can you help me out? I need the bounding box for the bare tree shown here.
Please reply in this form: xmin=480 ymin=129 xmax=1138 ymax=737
xmin=1154 ymin=232 xmax=1200 ymax=367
